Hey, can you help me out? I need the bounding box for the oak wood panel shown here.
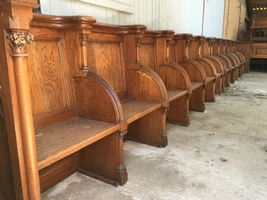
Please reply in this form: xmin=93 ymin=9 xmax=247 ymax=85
xmin=27 ymin=14 xmax=128 ymax=193
xmin=126 ymin=67 xmax=167 ymax=102
xmin=170 ymin=34 xmax=206 ymax=111
xmin=190 ymin=36 xmax=216 ymax=101
xmin=88 ymin=23 xmax=168 ymax=146
xmin=0 ymin=100 xmax=16 ymax=200
xmin=39 ymin=154 xmax=79 ymax=192
xmin=139 ymin=31 xmax=191 ymax=126
xmin=214 ymin=39 xmax=235 ymax=85
xmin=237 ymin=42 xmax=251 ymax=73
xmin=87 ymin=41 xmax=126 ymax=98
xmin=27 ymin=35 xmax=76 ymax=129
xmin=28 ymin=41 xmax=70 ymax=114
xmin=139 ymin=37 xmax=157 ymax=72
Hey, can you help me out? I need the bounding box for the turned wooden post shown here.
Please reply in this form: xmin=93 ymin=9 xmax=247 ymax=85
xmin=0 ymin=1 xmax=40 ymax=199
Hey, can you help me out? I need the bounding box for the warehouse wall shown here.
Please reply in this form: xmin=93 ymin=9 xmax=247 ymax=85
xmin=223 ymin=0 xmax=248 ymax=40
xmin=39 ymin=0 xmax=244 ymax=39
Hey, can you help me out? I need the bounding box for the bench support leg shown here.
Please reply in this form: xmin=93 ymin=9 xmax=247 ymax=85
xmin=167 ymin=95 xmax=190 ymax=126
xmin=127 ymin=108 xmax=168 ymax=148
xmin=79 ymin=132 xmax=128 ymax=186
xmin=205 ymin=80 xmax=216 ymax=102
xmin=189 ymin=87 xmax=205 ymax=112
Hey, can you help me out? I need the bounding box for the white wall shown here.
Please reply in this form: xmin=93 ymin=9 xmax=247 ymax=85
xmin=203 ymin=0 xmax=225 ymax=37
xmin=40 ymin=0 xmax=225 ymax=38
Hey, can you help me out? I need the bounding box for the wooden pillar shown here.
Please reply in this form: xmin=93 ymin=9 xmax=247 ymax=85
xmin=0 ymin=1 xmax=40 ymax=199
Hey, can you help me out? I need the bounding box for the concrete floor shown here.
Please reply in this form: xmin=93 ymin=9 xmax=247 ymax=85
xmin=42 ymin=71 xmax=267 ymax=200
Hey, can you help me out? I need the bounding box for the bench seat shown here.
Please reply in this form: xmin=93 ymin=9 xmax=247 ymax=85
xmin=121 ymin=99 xmax=162 ymax=124
xmin=191 ymin=82 xmax=205 ymax=91
xmin=136 ymin=30 xmax=192 ymax=126
xmin=167 ymin=89 xmax=189 ymax=102
xmin=36 ymin=117 xmax=118 ymax=170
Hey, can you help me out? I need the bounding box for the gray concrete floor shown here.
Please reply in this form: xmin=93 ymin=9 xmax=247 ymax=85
xmin=42 ymin=71 xmax=267 ymax=200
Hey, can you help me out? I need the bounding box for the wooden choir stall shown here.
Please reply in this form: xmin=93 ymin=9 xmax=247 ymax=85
xmin=0 ymin=1 xmax=248 ymax=200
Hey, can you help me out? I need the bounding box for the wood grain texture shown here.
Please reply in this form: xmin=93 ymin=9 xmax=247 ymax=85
xmin=170 ymin=34 xmax=206 ymax=112
xmin=87 ymin=41 xmax=125 ymax=94
xmin=28 ymin=14 xmax=128 ymax=193
xmin=88 ymin=23 xmax=168 ymax=147
xmin=0 ymin=101 xmax=16 ymax=200
xmin=138 ymin=31 xmax=191 ymax=125
xmin=237 ymin=42 xmax=251 ymax=73
xmin=28 ymin=40 xmax=68 ymax=115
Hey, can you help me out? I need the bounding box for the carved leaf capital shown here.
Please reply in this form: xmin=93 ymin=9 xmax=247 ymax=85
xmin=7 ymin=31 xmax=33 ymax=53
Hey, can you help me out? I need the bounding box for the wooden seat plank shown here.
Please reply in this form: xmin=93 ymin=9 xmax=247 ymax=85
xmin=36 ymin=118 xmax=119 ymax=170
xmin=121 ymin=100 xmax=162 ymax=124
xmin=167 ymin=89 xmax=189 ymax=102
xmin=191 ymin=82 xmax=203 ymax=91
xmin=206 ymin=76 xmax=215 ymax=83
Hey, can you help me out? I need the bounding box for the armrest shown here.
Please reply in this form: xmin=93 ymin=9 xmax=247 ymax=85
xmin=225 ymin=53 xmax=239 ymax=67
xmin=158 ymin=61 xmax=192 ymax=94
xmin=209 ymin=55 xmax=225 ymax=75
xmin=218 ymin=55 xmax=234 ymax=70
xmin=235 ymin=52 xmax=246 ymax=63
xmin=126 ymin=65 xmax=168 ymax=108
xmin=230 ymin=53 xmax=242 ymax=66
xmin=195 ymin=57 xmax=217 ymax=77
xmin=179 ymin=59 xmax=207 ymax=85
xmin=234 ymin=52 xmax=245 ymax=64
xmin=73 ymin=72 xmax=127 ymax=131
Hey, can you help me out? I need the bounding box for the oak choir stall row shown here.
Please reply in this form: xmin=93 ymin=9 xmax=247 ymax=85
xmin=0 ymin=13 xmax=246 ymax=200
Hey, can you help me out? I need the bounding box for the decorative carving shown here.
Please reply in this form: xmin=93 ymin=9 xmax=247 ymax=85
xmin=79 ymin=34 xmax=90 ymax=73
xmin=166 ymin=38 xmax=172 ymax=47
xmin=7 ymin=32 xmax=33 ymax=53
xmin=117 ymin=130 xmax=127 ymax=138
xmin=161 ymin=131 xmax=167 ymax=138
xmin=79 ymin=34 xmax=90 ymax=46
xmin=135 ymin=37 xmax=143 ymax=65
xmin=185 ymin=40 xmax=190 ymax=60
xmin=162 ymin=107 xmax=169 ymax=114
xmin=117 ymin=163 xmax=126 ymax=173
xmin=135 ymin=37 xmax=142 ymax=48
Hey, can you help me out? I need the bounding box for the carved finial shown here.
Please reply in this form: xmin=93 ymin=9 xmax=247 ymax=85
xmin=7 ymin=32 xmax=33 ymax=53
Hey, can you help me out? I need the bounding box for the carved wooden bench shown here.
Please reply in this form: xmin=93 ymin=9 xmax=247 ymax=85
xmin=191 ymin=36 xmax=218 ymax=101
xmin=224 ymin=39 xmax=242 ymax=80
xmin=87 ymin=23 xmax=168 ymax=147
xmin=202 ymin=37 xmax=225 ymax=94
xmin=219 ymin=39 xmax=239 ymax=83
xmin=169 ymin=34 xmax=206 ymax=112
xmin=230 ymin=41 xmax=246 ymax=76
xmin=212 ymin=38 xmax=234 ymax=87
xmin=137 ymin=30 xmax=192 ymax=126
xmin=28 ymin=14 xmax=129 ymax=194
